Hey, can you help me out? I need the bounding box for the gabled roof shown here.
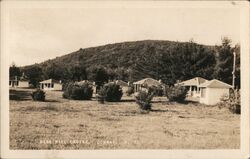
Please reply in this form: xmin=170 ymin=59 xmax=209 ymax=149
xmin=133 ymin=78 xmax=161 ymax=87
xmin=199 ymin=79 xmax=233 ymax=88
xmin=40 ymin=79 xmax=61 ymax=84
xmin=176 ymin=77 xmax=207 ymax=86
xmin=106 ymin=80 xmax=128 ymax=87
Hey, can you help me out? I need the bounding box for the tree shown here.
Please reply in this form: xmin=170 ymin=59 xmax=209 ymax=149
xmin=114 ymin=67 xmax=129 ymax=81
xmin=43 ymin=63 xmax=66 ymax=80
xmin=158 ymin=41 xmax=216 ymax=85
xmin=97 ymin=83 xmax=123 ymax=102
xmin=9 ymin=63 xmax=21 ymax=78
xmin=87 ymin=65 xmax=108 ymax=88
xmin=69 ymin=65 xmax=87 ymax=81
xmin=213 ymin=37 xmax=234 ymax=85
xmin=23 ymin=65 xmax=43 ymax=87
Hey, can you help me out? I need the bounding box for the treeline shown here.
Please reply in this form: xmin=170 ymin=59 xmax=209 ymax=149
xmin=10 ymin=38 xmax=240 ymax=88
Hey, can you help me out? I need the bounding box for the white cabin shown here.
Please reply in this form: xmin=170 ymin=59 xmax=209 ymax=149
xmin=39 ymin=79 xmax=62 ymax=91
xmin=9 ymin=80 xmax=29 ymax=88
xmin=199 ymin=79 xmax=233 ymax=105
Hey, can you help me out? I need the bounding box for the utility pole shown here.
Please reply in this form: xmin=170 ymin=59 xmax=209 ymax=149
xmin=232 ymin=51 xmax=236 ymax=89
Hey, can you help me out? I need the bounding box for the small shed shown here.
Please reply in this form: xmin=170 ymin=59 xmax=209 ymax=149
xmin=175 ymin=77 xmax=207 ymax=97
xmin=39 ymin=79 xmax=62 ymax=91
xmin=198 ymin=79 xmax=233 ymax=105
xmin=133 ymin=78 xmax=161 ymax=92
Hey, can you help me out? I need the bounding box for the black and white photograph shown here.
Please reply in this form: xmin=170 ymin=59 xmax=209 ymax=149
xmin=1 ymin=1 xmax=249 ymax=159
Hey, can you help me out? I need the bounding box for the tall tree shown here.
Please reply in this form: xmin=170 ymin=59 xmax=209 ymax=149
xmin=213 ymin=37 xmax=234 ymax=84
xmin=43 ymin=63 xmax=66 ymax=80
xmin=9 ymin=63 xmax=21 ymax=78
xmin=87 ymin=65 xmax=108 ymax=87
xmin=158 ymin=42 xmax=216 ymax=85
xmin=23 ymin=65 xmax=43 ymax=87
xmin=69 ymin=65 xmax=87 ymax=82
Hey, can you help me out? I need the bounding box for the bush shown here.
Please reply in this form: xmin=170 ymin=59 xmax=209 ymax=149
xmin=63 ymin=82 xmax=93 ymax=100
xmin=126 ymin=86 xmax=134 ymax=96
xmin=219 ymin=89 xmax=240 ymax=114
xmin=135 ymin=90 xmax=154 ymax=111
xmin=165 ymin=85 xmax=188 ymax=103
xmin=97 ymin=83 xmax=123 ymax=102
xmin=31 ymin=89 xmax=45 ymax=101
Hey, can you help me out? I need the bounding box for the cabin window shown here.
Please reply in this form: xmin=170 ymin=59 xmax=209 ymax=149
xmin=201 ymin=88 xmax=206 ymax=98
xmin=51 ymin=83 xmax=54 ymax=88
xmin=191 ymin=86 xmax=194 ymax=91
xmin=16 ymin=81 xmax=19 ymax=86
xmin=197 ymin=88 xmax=200 ymax=93
xmin=9 ymin=81 xmax=11 ymax=86
xmin=48 ymin=83 xmax=50 ymax=88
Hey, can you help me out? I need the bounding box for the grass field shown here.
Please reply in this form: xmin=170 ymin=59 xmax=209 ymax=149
xmin=9 ymin=88 xmax=240 ymax=149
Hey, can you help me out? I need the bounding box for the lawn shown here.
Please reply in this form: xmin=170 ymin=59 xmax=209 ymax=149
xmin=9 ymin=88 xmax=240 ymax=149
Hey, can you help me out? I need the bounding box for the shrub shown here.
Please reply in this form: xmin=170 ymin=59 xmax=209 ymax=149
xmin=219 ymin=89 xmax=240 ymax=114
xmin=97 ymin=83 xmax=123 ymax=102
xmin=63 ymin=82 xmax=93 ymax=100
xmin=135 ymin=90 xmax=154 ymax=111
xmin=165 ymin=85 xmax=188 ymax=103
xmin=31 ymin=89 xmax=45 ymax=101
xmin=62 ymin=82 xmax=74 ymax=98
xmin=126 ymin=86 xmax=134 ymax=96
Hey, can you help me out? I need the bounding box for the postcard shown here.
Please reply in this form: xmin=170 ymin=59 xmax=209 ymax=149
xmin=1 ymin=0 xmax=249 ymax=159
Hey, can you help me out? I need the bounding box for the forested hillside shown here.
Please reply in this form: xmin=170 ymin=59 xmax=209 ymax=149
xmin=14 ymin=39 xmax=240 ymax=88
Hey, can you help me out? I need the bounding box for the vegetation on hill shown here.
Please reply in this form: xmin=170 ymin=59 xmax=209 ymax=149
xmin=10 ymin=38 xmax=240 ymax=88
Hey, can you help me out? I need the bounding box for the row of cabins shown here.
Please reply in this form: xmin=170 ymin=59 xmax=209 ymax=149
xmin=9 ymin=76 xmax=233 ymax=105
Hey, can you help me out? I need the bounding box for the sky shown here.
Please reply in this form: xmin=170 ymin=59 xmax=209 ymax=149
xmin=7 ymin=2 xmax=241 ymax=66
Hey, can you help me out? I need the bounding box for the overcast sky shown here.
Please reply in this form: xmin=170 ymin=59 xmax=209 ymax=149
xmin=7 ymin=2 xmax=241 ymax=66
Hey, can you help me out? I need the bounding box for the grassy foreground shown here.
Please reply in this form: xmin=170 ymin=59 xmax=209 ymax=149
xmin=9 ymin=88 xmax=240 ymax=149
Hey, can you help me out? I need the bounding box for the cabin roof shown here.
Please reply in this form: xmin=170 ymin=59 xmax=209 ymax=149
xmin=199 ymin=79 xmax=233 ymax=88
xmin=40 ymin=79 xmax=60 ymax=84
xmin=133 ymin=78 xmax=161 ymax=87
xmin=115 ymin=80 xmax=128 ymax=86
xmin=176 ymin=77 xmax=207 ymax=86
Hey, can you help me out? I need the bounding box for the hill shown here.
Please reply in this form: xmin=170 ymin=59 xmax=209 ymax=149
xmin=20 ymin=39 xmax=239 ymax=87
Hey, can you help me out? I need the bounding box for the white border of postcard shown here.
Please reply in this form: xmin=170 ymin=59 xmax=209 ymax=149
xmin=1 ymin=1 xmax=249 ymax=159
